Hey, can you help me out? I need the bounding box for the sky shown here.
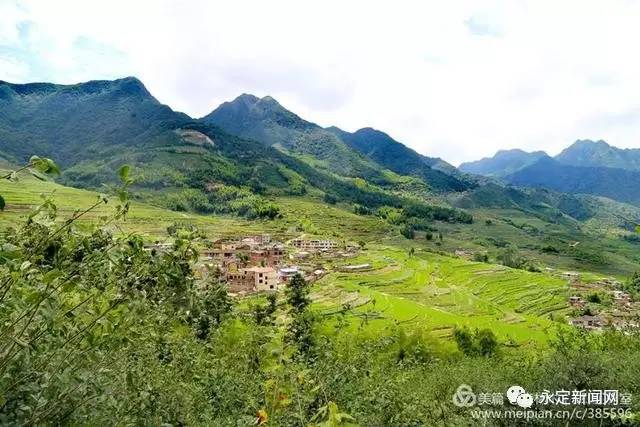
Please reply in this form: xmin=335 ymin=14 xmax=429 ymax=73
xmin=2 ymin=0 xmax=640 ymax=165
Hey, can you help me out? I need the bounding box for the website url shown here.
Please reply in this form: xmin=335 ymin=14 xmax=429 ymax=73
xmin=471 ymin=407 xmax=632 ymax=421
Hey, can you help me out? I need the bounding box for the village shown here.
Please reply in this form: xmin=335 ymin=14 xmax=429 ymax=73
xmin=562 ymin=272 xmax=640 ymax=331
xmin=147 ymin=237 xmax=640 ymax=331
xmin=183 ymin=234 xmax=366 ymax=295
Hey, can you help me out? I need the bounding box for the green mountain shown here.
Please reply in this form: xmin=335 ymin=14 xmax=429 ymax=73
xmin=555 ymin=139 xmax=640 ymax=170
xmin=0 ymin=77 xmax=472 ymax=222
xmin=201 ymin=94 xmax=396 ymax=185
xmin=505 ymin=156 xmax=640 ymax=206
xmin=326 ymin=126 xmax=472 ymax=192
xmin=202 ymin=95 xmax=469 ymax=192
xmin=0 ymin=77 xmax=189 ymax=166
xmin=458 ymin=149 xmax=549 ymax=177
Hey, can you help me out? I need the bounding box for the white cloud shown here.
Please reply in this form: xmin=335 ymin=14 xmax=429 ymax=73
xmin=2 ymin=0 xmax=640 ymax=165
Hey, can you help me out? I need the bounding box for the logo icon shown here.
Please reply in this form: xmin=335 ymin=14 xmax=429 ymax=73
xmin=507 ymin=385 xmax=533 ymax=408
xmin=453 ymin=384 xmax=476 ymax=407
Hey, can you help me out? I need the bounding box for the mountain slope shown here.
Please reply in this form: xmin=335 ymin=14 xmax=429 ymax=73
xmin=327 ymin=126 xmax=472 ymax=192
xmin=0 ymin=77 xmax=189 ymax=166
xmin=555 ymin=139 xmax=640 ymax=171
xmin=458 ymin=149 xmax=549 ymax=177
xmin=201 ymin=94 xmax=397 ymax=185
xmin=202 ymin=95 xmax=469 ymax=192
xmin=505 ymin=157 xmax=640 ymax=206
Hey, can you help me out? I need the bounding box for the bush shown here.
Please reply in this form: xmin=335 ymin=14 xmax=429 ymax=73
xmin=323 ymin=193 xmax=338 ymax=205
xmin=453 ymin=327 xmax=499 ymax=357
xmin=401 ymin=225 xmax=415 ymax=239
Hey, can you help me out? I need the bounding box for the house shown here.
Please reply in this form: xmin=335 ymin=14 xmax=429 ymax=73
xmin=570 ymin=315 xmax=605 ymax=329
xmin=248 ymin=267 xmax=278 ymax=291
xmin=613 ymin=291 xmax=631 ymax=306
xmin=278 ymin=266 xmax=301 ymax=283
xmin=561 ymin=271 xmax=580 ymax=280
xmin=241 ymin=234 xmax=272 ymax=247
xmin=290 ymin=251 xmax=311 ymax=260
xmin=569 ymin=296 xmax=586 ymax=308
xmin=225 ymin=266 xmax=278 ymax=293
xmin=290 ymin=238 xmax=338 ymax=251
xmin=454 ymin=249 xmax=473 ymax=259
xmin=249 ymin=245 xmax=285 ymax=267
xmin=202 ymin=243 xmax=251 ymax=263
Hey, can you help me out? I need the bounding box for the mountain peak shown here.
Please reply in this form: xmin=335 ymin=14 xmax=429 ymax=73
xmin=354 ymin=127 xmax=391 ymax=139
xmin=459 ymin=149 xmax=549 ymax=177
xmin=232 ymin=93 xmax=260 ymax=104
xmin=555 ymin=138 xmax=640 ymax=170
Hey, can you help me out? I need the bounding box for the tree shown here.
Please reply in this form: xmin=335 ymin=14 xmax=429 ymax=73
xmin=497 ymin=245 xmax=524 ymax=269
xmin=323 ymin=193 xmax=338 ymax=205
xmin=285 ymin=274 xmax=315 ymax=356
xmin=401 ymin=225 xmax=415 ymax=239
xmin=475 ymin=329 xmax=498 ymax=357
xmin=286 ymin=273 xmax=311 ymax=314
xmin=453 ymin=327 xmax=498 ymax=357
xmin=587 ymin=293 xmax=601 ymax=304
xmin=627 ymin=271 xmax=640 ymax=292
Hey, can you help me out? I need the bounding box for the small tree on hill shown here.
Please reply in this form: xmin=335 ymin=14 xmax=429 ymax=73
xmin=453 ymin=326 xmax=498 ymax=357
xmin=286 ymin=273 xmax=315 ymax=356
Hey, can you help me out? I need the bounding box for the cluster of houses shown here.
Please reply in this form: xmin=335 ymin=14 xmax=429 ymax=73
xmin=198 ymin=235 xmax=339 ymax=295
xmin=567 ymin=276 xmax=635 ymax=330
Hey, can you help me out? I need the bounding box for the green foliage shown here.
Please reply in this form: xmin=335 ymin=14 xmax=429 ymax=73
xmin=496 ymin=244 xmax=539 ymax=271
xmin=286 ymin=274 xmax=311 ymax=314
xmin=285 ymin=274 xmax=315 ymax=356
xmin=400 ymin=224 xmax=415 ymax=239
xmin=323 ymin=193 xmax=338 ymax=205
xmin=627 ymin=271 xmax=640 ymax=293
xmin=587 ymin=293 xmax=602 ymax=304
xmin=453 ymin=327 xmax=498 ymax=357
xmin=473 ymin=252 xmax=489 ymax=262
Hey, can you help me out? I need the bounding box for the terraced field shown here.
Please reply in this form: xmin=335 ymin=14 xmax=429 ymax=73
xmin=314 ymin=246 xmax=572 ymax=348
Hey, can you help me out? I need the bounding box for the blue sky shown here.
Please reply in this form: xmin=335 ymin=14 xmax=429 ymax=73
xmin=2 ymin=0 xmax=640 ymax=165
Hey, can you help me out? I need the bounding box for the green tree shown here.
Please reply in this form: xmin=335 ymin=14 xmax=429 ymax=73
xmin=285 ymin=273 xmax=315 ymax=356
xmin=286 ymin=273 xmax=311 ymax=314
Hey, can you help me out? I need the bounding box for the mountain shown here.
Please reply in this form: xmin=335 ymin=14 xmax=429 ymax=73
xmin=505 ymin=156 xmax=640 ymax=206
xmin=0 ymin=77 xmax=474 ymax=222
xmin=326 ymin=126 xmax=472 ymax=192
xmin=458 ymin=149 xmax=549 ymax=177
xmin=555 ymin=139 xmax=640 ymax=171
xmin=201 ymin=94 xmax=397 ymax=185
xmin=202 ymin=95 xmax=469 ymax=192
xmin=0 ymin=77 xmax=189 ymax=166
